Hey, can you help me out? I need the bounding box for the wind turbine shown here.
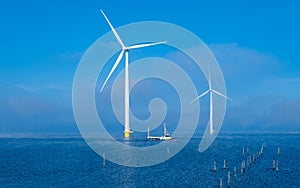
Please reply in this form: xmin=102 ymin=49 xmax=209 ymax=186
xmin=191 ymin=66 xmax=231 ymax=135
xmin=99 ymin=10 xmax=166 ymax=138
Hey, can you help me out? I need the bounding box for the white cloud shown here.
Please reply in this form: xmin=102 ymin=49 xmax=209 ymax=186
xmin=263 ymin=77 xmax=300 ymax=86
xmin=14 ymin=82 xmax=71 ymax=92
xmin=208 ymin=43 xmax=280 ymax=78
xmin=15 ymin=84 xmax=36 ymax=92
xmin=56 ymin=51 xmax=84 ymax=62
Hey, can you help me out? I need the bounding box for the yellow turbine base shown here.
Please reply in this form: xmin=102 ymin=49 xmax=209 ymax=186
xmin=124 ymin=131 xmax=130 ymax=138
xmin=210 ymin=130 xmax=215 ymax=135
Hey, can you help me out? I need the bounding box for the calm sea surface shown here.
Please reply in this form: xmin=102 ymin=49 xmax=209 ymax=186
xmin=0 ymin=133 xmax=299 ymax=187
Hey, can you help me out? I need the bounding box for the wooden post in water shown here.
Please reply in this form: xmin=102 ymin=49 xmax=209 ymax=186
xmin=246 ymin=159 xmax=249 ymax=169
xmin=234 ymin=167 xmax=237 ymax=181
xmin=240 ymin=162 xmax=244 ymax=175
xmin=220 ymin=178 xmax=223 ymax=188
xmin=103 ymin=153 xmax=106 ymax=168
xmin=214 ymin=161 xmax=217 ymax=172
xmin=227 ymin=171 xmax=230 ymax=187
xmin=240 ymin=167 xmax=243 ymax=175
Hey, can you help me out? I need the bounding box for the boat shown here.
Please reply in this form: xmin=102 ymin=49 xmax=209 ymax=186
xmin=147 ymin=123 xmax=172 ymax=141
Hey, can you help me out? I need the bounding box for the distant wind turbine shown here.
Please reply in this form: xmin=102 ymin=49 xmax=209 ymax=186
xmin=99 ymin=10 xmax=166 ymax=138
xmin=191 ymin=65 xmax=231 ymax=135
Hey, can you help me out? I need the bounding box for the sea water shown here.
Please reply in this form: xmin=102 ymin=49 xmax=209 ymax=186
xmin=0 ymin=133 xmax=299 ymax=187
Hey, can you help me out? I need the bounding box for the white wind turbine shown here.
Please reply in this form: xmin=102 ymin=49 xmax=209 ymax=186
xmin=99 ymin=10 xmax=166 ymax=138
xmin=191 ymin=66 xmax=231 ymax=135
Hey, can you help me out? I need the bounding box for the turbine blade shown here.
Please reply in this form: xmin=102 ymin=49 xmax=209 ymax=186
xmin=211 ymin=89 xmax=231 ymax=100
xmin=100 ymin=10 xmax=125 ymax=48
xmin=127 ymin=41 xmax=166 ymax=50
xmin=191 ymin=90 xmax=210 ymax=103
xmin=100 ymin=50 xmax=125 ymax=93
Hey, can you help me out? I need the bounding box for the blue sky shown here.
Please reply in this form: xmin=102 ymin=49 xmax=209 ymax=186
xmin=0 ymin=0 xmax=299 ymax=134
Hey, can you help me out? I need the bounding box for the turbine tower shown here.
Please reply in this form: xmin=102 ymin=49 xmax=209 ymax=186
xmin=192 ymin=66 xmax=230 ymax=135
xmin=99 ymin=10 xmax=166 ymax=138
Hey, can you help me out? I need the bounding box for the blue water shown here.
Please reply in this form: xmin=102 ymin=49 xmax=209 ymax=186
xmin=0 ymin=134 xmax=299 ymax=187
